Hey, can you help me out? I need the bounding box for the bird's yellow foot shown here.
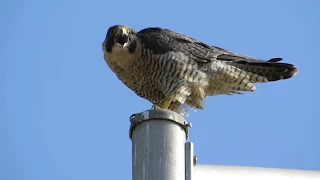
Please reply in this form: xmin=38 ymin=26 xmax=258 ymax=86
xmin=161 ymin=99 xmax=172 ymax=109
xmin=153 ymin=99 xmax=173 ymax=110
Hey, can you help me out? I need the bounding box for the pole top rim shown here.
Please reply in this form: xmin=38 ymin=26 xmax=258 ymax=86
xmin=129 ymin=109 xmax=192 ymax=139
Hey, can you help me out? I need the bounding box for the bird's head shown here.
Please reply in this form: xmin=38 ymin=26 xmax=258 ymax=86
xmin=103 ymin=25 xmax=137 ymax=53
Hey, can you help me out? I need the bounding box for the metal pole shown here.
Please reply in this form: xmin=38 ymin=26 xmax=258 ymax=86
xmin=129 ymin=109 xmax=191 ymax=180
xmin=129 ymin=109 xmax=320 ymax=180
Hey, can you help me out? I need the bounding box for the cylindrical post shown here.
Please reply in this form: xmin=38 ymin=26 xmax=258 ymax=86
xmin=129 ymin=109 xmax=190 ymax=180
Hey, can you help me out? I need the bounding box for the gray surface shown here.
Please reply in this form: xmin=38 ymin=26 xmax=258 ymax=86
xmin=193 ymin=164 xmax=320 ymax=180
xmin=185 ymin=142 xmax=194 ymax=180
xmin=130 ymin=109 xmax=189 ymax=180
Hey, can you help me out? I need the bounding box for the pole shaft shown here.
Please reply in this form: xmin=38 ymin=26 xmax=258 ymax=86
xmin=130 ymin=109 xmax=189 ymax=180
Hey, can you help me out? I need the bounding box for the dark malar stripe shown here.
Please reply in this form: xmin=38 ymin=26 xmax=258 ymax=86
xmin=128 ymin=40 xmax=137 ymax=53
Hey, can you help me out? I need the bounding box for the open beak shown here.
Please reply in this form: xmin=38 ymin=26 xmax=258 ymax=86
xmin=114 ymin=28 xmax=129 ymax=47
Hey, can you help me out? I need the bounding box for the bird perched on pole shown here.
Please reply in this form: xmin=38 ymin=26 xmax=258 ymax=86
xmin=102 ymin=25 xmax=298 ymax=115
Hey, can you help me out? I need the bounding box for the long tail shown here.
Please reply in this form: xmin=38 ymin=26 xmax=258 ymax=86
xmin=218 ymin=54 xmax=298 ymax=82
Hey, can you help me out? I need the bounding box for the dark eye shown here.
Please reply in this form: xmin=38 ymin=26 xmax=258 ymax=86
xmin=111 ymin=29 xmax=116 ymax=34
xmin=128 ymin=30 xmax=132 ymax=34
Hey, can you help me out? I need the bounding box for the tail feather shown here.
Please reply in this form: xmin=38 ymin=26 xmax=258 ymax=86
xmin=229 ymin=61 xmax=298 ymax=81
xmin=217 ymin=53 xmax=298 ymax=81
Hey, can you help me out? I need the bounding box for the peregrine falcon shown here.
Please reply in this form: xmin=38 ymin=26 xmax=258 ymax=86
xmin=102 ymin=25 xmax=298 ymax=115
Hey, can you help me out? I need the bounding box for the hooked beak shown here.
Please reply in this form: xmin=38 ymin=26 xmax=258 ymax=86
xmin=114 ymin=28 xmax=129 ymax=47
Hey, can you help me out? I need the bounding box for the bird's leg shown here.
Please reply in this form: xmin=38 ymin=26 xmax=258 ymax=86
xmin=160 ymin=99 xmax=173 ymax=109
xmin=152 ymin=99 xmax=173 ymax=110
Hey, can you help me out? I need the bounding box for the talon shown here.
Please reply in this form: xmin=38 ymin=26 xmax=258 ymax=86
xmin=153 ymin=105 xmax=161 ymax=109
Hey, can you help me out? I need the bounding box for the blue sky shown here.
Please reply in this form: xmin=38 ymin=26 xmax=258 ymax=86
xmin=2 ymin=0 xmax=320 ymax=179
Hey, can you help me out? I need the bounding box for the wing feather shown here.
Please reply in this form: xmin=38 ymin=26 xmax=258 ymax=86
xmin=137 ymin=27 xmax=298 ymax=81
